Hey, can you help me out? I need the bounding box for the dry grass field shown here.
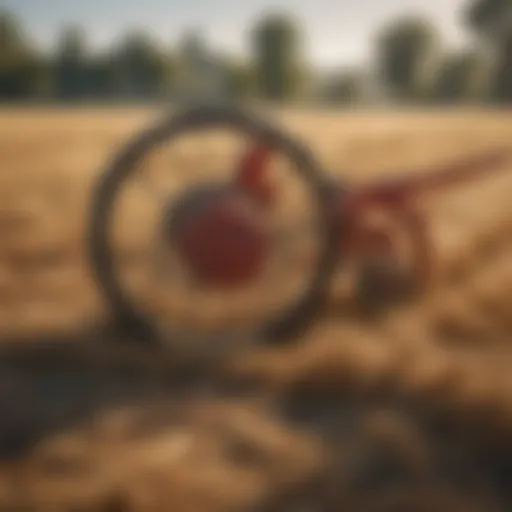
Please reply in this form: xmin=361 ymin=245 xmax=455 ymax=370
xmin=0 ymin=106 xmax=512 ymax=511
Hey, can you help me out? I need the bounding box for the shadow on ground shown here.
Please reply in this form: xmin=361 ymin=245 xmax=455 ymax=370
xmin=0 ymin=323 xmax=510 ymax=512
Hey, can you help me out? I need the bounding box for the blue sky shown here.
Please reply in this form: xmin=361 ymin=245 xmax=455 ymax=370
xmin=2 ymin=0 xmax=469 ymax=68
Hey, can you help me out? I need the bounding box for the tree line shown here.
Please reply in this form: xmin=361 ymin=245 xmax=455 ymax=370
xmin=0 ymin=0 xmax=510 ymax=105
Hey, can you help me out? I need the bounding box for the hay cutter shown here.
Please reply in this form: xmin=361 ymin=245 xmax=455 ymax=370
xmin=88 ymin=104 xmax=511 ymax=348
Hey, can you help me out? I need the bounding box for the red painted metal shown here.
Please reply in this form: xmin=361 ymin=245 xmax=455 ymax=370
xmin=338 ymin=196 xmax=432 ymax=292
xmin=167 ymin=144 xmax=276 ymax=290
xmin=233 ymin=144 xmax=275 ymax=207
xmin=226 ymin=144 xmax=511 ymax=294
xmin=174 ymin=191 xmax=269 ymax=288
xmin=353 ymin=147 xmax=512 ymax=201
xmin=331 ymin=147 xmax=512 ymax=290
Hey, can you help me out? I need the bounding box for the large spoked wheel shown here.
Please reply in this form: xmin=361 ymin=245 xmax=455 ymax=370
xmin=88 ymin=104 xmax=340 ymax=350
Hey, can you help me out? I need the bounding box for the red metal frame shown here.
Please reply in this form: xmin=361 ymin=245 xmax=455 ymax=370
xmin=233 ymin=144 xmax=512 ymax=292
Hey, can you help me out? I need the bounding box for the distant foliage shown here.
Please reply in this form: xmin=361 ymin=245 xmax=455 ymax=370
xmin=375 ymin=16 xmax=441 ymax=102
xmin=252 ymin=13 xmax=304 ymax=101
xmin=111 ymin=30 xmax=172 ymax=100
xmin=174 ymin=30 xmax=229 ymax=101
xmin=323 ymin=70 xmax=368 ymax=105
xmin=0 ymin=2 xmax=511 ymax=105
xmin=490 ymin=34 xmax=512 ymax=102
xmin=431 ymin=50 xmax=493 ymax=103
xmin=53 ymin=25 xmax=89 ymax=100
xmin=465 ymin=0 xmax=512 ymax=36
xmin=0 ymin=11 xmax=50 ymax=100
xmin=224 ymin=60 xmax=254 ymax=100
xmin=465 ymin=0 xmax=512 ymax=102
xmin=86 ymin=54 xmax=119 ymax=99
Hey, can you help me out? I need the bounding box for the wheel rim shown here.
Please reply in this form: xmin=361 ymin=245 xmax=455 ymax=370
xmin=88 ymin=105 xmax=340 ymax=349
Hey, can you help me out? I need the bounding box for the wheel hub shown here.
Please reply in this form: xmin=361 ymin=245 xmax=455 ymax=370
xmin=165 ymin=184 xmax=270 ymax=288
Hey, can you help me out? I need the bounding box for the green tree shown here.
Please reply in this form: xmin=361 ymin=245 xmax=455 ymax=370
xmin=466 ymin=0 xmax=512 ymax=35
xmin=112 ymin=30 xmax=172 ymax=99
xmin=87 ymin=53 xmax=120 ymax=99
xmin=323 ymin=70 xmax=368 ymax=105
xmin=431 ymin=50 xmax=492 ymax=103
xmin=53 ymin=25 xmax=88 ymax=100
xmin=0 ymin=10 xmax=49 ymax=100
xmin=174 ymin=29 xmax=229 ymax=100
xmin=465 ymin=0 xmax=512 ymax=102
xmin=251 ymin=12 xmax=304 ymax=101
xmin=224 ymin=59 xmax=254 ymax=99
xmin=375 ymin=15 xmax=441 ymax=102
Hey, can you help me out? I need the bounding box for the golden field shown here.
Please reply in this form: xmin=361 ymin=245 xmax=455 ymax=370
xmin=1 ymin=107 xmax=512 ymax=511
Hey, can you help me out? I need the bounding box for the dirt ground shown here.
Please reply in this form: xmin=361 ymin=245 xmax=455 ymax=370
xmin=0 ymin=106 xmax=511 ymax=511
